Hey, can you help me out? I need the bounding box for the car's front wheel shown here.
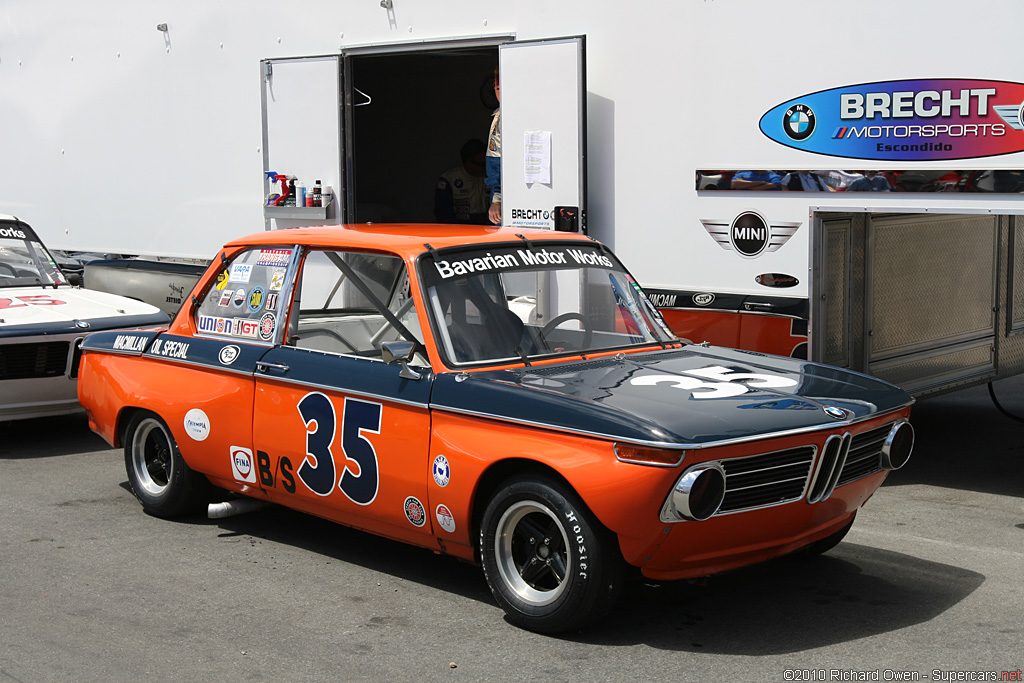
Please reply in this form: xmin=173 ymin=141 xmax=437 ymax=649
xmin=124 ymin=412 xmax=209 ymax=518
xmin=479 ymin=475 xmax=625 ymax=633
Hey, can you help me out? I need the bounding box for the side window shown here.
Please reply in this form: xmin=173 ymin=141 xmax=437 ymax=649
xmin=194 ymin=247 xmax=294 ymax=344
xmin=288 ymin=250 xmax=425 ymax=362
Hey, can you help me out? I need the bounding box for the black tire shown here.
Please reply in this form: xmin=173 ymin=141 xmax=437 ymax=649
xmin=479 ymin=475 xmax=625 ymax=634
xmin=803 ymin=514 xmax=855 ymax=556
xmin=124 ymin=412 xmax=210 ymax=518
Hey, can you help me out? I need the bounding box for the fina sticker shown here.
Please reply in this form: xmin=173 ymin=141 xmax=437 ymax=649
xmin=230 ymin=446 xmax=256 ymax=483
xmin=183 ymin=408 xmax=211 ymax=441
xmin=435 ymin=504 xmax=456 ymax=533
xmin=431 ymin=455 xmax=451 ymax=487
xmin=404 ymin=496 xmax=426 ymax=527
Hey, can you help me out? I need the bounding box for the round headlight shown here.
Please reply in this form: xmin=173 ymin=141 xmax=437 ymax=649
xmin=881 ymin=420 xmax=914 ymax=470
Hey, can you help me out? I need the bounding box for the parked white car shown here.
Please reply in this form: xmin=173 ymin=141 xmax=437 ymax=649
xmin=0 ymin=216 xmax=169 ymax=421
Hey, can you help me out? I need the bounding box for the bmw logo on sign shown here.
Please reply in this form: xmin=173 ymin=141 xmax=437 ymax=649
xmin=784 ymin=103 xmax=816 ymax=141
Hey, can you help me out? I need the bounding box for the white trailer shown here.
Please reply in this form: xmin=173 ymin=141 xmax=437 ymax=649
xmin=3 ymin=0 xmax=1024 ymax=396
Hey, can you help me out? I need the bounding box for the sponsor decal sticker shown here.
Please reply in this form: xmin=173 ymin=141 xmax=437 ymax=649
xmin=247 ymin=286 xmax=264 ymax=312
xmin=692 ymin=293 xmax=715 ymax=306
xmin=229 ymin=263 xmax=254 ymax=283
xmin=112 ymin=334 xmax=147 ymax=351
xmin=218 ymin=289 xmax=232 ymax=307
xmin=149 ymin=338 xmax=190 ymax=359
xmin=755 ymin=273 xmax=799 ymax=288
xmin=433 ymin=246 xmax=614 ymax=279
xmin=184 ymin=408 xmax=211 ymax=441
xmin=218 ymin=344 xmax=241 ymax=365
xmin=255 ymin=249 xmax=292 ymax=267
xmin=509 ymin=207 xmax=554 ymax=229
xmin=230 ymin=446 xmax=256 ymax=483
xmin=435 ymin=504 xmax=456 ymax=533
xmin=0 ymin=226 xmax=28 ymax=239
xmin=761 ymin=78 xmax=1024 ymax=161
xmin=404 ymin=496 xmax=426 ymax=527
xmin=269 ymin=269 xmax=286 ymax=291
xmin=233 ymin=318 xmax=259 ymax=339
xmin=258 ymin=312 xmax=276 ymax=341
xmin=232 ymin=287 xmax=246 ymax=308
xmin=432 ymin=455 xmax=451 ymax=487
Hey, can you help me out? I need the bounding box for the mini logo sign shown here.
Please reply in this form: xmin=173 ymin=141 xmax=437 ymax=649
xmin=824 ymin=406 xmax=847 ymax=420
xmin=700 ymin=215 xmax=800 ymax=257
xmin=731 ymin=212 xmax=770 ymax=257
xmin=692 ymin=293 xmax=715 ymax=306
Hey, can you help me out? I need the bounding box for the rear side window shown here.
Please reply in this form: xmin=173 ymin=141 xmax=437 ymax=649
xmin=194 ymin=247 xmax=296 ymax=343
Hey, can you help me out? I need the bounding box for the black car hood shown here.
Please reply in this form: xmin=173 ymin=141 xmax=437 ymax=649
xmin=429 ymin=346 xmax=913 ymax=447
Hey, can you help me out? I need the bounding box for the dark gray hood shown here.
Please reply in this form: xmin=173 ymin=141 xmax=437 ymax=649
xmin=429 ymin=346 xmax=913 ymax=446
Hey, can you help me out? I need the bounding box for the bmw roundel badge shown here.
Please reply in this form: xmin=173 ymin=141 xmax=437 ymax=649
xmin=823 ymin=405 xmax=847 ymax=420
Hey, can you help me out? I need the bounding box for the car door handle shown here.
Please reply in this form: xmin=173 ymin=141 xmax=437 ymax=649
xmin=256 ymin=361 xmax=290 ymax=373
xmin=744 ymin=302 xmax=775 ymax=313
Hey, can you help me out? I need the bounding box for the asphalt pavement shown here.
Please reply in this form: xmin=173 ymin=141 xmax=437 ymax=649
xmin=1 ymin=378 xmax=1021 ymax=682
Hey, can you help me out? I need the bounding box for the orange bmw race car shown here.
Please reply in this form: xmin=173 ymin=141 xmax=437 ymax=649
xmin=76 ymin=224 xmax=914 ymax=633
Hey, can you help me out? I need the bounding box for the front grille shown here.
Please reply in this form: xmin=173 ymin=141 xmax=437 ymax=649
xmin=0 ymin=341 xmax=70 ymax=380
xmin=836 ymin=424 xmax=890 ymax=486
xmin=718 ymin=446 xmax=816 ymax=514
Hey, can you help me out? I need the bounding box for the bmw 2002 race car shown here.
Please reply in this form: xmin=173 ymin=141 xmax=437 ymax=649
xmin=76 ymin=224 xmax=914 ymax=633
xmin=0 ymin=216 xmax=169 ymax=421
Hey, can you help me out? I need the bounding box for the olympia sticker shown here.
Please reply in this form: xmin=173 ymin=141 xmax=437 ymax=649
xmin=183 ymin=408 xmax=211 ymax=441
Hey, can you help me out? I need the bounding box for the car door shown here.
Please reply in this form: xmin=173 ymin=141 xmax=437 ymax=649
xmin=251 ymin=247 xmax=435 ymax=545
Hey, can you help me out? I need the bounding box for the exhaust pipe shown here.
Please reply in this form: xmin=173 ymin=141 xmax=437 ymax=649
xmin=208 ymin=498 xmax=269 ymax=519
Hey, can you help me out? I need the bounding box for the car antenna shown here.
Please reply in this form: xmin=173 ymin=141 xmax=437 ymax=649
xmin=515 ymin=233 xmax=534 ymax=250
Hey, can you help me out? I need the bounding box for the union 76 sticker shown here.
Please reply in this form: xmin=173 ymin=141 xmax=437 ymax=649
xmin=630 ymin=365 xmax=798 ymax=399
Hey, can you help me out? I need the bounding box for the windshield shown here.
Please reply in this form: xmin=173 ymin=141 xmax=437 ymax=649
xmin=419 ymin=241 xmax=677 ymax=365
xmin=0 ymin=222 xmax=67 ymax=288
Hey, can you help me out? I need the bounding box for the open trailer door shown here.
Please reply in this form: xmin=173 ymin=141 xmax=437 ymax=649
xmin=498 ymin=37 xmax=586 ymax=233
xmin=260 ymin=55 xmax=344 ymax=228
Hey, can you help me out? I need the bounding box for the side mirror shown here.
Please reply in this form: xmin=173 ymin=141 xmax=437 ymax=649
xmin=381 ymin=340 xmax=422 ymax=380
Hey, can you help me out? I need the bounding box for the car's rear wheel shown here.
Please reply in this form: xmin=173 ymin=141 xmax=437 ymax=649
xmin=124 ymin=412 xmax=209 ymax=518
xmin=479 ymin=475 xmax=625 ymax=633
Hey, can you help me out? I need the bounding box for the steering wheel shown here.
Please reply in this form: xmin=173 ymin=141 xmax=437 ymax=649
xmin=539 ymin=312 xmax=593 ymax=350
